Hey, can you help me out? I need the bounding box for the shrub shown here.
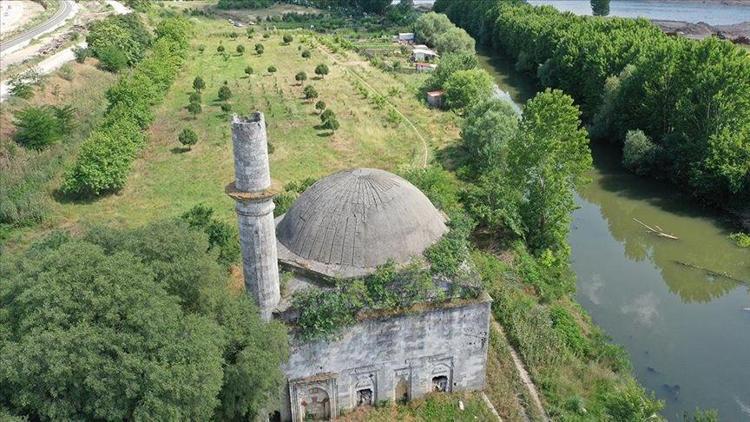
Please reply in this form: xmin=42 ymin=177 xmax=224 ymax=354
xmin=236 ymin=44 xmax=245 ymax=54
xmin=217 ymin=44 xmax=225 ymax=53
xmin=218 ymin=85 xmax=233 ymax=101
xmin=8 ymin=71 xmax=38 ymax=99
xmin=59 ymin=64 xmax=75 ymax=81
xmin=295 ymin=71 xmax=307 ymax=84
xmin=73 ymin=46 xmax=90 ymax=63
xmin=189 ymin=91 xmax=201 ymax=104
xmin=254 ymin=43 xmax=264 ymax=54
xmin=220 ymin=103 xmax=233 ymax=114
xmin=442 ymin=68 xmax=493 ymax=110
xmin=244 ymin=66 xmax=254 ymax=76
xmin=622 ymin=129 xmax=660 ymax=176
xmin=187 ymin=101 xmax=202 ymax=118
xmin=730 ymin=232 xmax=750 ymax=248
xmin=178 ymin=128 xmax=198 ymax=150
xmin=13 ymin=105 xmax=74 ymax=150
xmin=303 ymin=85 xmax=318 ymax=99
xmin=301 ymin=49 xmax=311 ymax=59
xmin=267 ymin=65 xmax=277 ymax=73
xmin=283 ymin=34 xmax=293 ymax=44
xmin=193 ymin=75 xmax=206 ymax=91
xmin=314 ymin=100 xmax=326 ymax=113
xmin=97 ymin=45 xmax=129 ymax=72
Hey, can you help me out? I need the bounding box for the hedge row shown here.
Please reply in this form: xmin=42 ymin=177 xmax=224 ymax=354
xmin=62 ymin=17 xmax=192 ymax=197
xmin=435 ymin=0 xmax=750 ymax=205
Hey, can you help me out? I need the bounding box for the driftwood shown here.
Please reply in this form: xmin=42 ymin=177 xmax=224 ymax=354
xmin=673 ymin=260 xmax=748 ymax=285
xmin=633 ymin=218 xmax=679 ymax=240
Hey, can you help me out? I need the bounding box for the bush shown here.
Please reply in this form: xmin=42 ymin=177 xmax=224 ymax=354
xmin=254 ymin=43 xmax=264 ymax=54
xmin=236 ymin=44 xmax=245 ymax=54
xmin=178 ymin=128 xmax=198 ymax=150
xmin=622 ymin=129 xmax=660 ymax=176
xmin=244 ymin=66 xmax=254 ymax=76
xmin=189 ymin=91 xmax=201 ymax=104
xmin=13 ymin=105 xmax=75 ymax=150
xmin=303 ymin=85 xmax=318 ymax=99
xmin=58 ymin=64 xmax=74 ymax=81
xmin=73 ymin=46 xmax=90 ymax=63
xmin=283 ymin=34 xmax=293 ymax=44
xmin=730 ymin=232 xmax=750 ymax=248
xmin=218 ymin=85 xmax=232 ymax=101
xmin=220 ymin=103 xmax=233 ymax=114
xmin=187 ymin=101 xmax=202 ymax=117
xmin=97 ymin=45 xmax=129 ymax=72
xmin=301 ymin=49 xmax=311 ymax=59
xmin=217 ymin=44 xmax=225 ymax=53
xmin=193 ymin=75 xmax=206 ymax=91
xmin=267 ymin=65 xmax=277 ymax=73
xmin=315 ymin=100 xmax=326 ymax=113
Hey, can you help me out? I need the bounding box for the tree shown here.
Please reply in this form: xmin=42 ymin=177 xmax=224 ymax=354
xmin=506 ymin=89 xmax=591 ymax=253
xmin=0 ymin=238 xmax=225 ymax=421
xmin=426 ymin=52 xmax=478 ymax=90
xmin=178 ymin=127 xmax=198 ymax=150
xmin=283 ymin=34 xmax=293 ymax=44
xmin=314 ymin=63 xmax=329 ymax=79
xmin=218 ymin=85 xmax=233 ymax=101
xmin=322 ymin=115 xmax=340 ymax=133
xmin=301 ymin=49 xmax=311 ymax=59
xmin=433 ymin=26 xmax=475 ymax=54
xmin=414 ymin=12 xmax=454 ymax=46
xmin=268 ymin=65 xmax=277 ymax=73
xmin=255 ymin=43 xmax=264 ymax=55
xmin=315 ymin=100 xmax=326 ymax=113
xmin=221 ymin=103 xmax=233 ymax=114
xmin=303 ymin=85 xmax=318 ymax=100
xmin=246 ymin=27 xmax=255 ymax=38
xmin=320 ymin=109 xmax=335 ymax=123
xmin=591 ymin=0 xmax=610 ymax=16
xmin=187 ymin=101 xmax=202 ymax=118
xmin=244 ymin=65 xmax=254 ymax=76
xmin=236 ymin=44 xmax=245 ymax=54
xmin=13 ymin=105 xmax=73 ymax=150
xmin=73 ymin=46 xmax=90 ymax=63
xmin=295 ymin=71 xmax=307 ymax=85
xmin=217 ymin=44 xmax=225 ymax=53
xmin=193 ymin=75 xmax=206 ymax=91
xmin=442 ymin=68 xmax=494 ymax=110
xmin=622 ymin=129 xmax=660 ymax=176
xmin=189 ymin=91 xmax=201 ymax=104
xmin=461 ymin=98 xmax=519 ymax=175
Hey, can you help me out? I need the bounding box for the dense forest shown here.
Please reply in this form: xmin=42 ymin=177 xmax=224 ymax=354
xmin=434 ymin=0 xmax=750 ymax=209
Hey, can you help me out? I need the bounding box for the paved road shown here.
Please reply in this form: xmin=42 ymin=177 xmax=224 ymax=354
xmin=0 ymin=0 xmax=75 ymax=54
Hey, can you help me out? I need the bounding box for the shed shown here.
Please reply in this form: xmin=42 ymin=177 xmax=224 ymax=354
xmin=412 ymin=47 xmax=438 ymax=62
xmin=398 ymin=32 xmax=415 ymax=42
xmin=426 ymin=90 xmax=444 ymax=108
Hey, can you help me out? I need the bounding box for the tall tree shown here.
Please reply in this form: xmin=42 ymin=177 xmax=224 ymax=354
xmin=506 ymin=89 xmax=591 ymax=253
xmin=591 ymin=0 xmax=610 ymax=16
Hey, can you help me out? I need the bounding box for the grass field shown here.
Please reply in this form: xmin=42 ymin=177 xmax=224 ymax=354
xmin=340 ymin=392 xmax=498 ymax=421
xmin=10 ymin=15 xmax=459 ymax=240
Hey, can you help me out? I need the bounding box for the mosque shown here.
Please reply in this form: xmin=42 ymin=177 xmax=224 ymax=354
xmin=226 ymin=113 xmax=491 ymax=421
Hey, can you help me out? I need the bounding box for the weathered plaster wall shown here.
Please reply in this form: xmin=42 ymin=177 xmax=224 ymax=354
xmin=279 ymin=297 xmax=492 ymax=421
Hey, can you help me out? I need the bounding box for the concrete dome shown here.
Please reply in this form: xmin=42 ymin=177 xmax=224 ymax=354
xmin=276 ymin=168 xmax=448 ymax=279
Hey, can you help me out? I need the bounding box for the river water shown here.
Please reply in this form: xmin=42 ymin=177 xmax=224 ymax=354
xmin=477 ymin=49 xmax=750 ymax=420
xmin=521 ymin=1 xmax=750 ymax=25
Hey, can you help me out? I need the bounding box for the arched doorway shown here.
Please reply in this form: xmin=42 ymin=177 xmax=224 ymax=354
xmin=395 ymin=377 xmax=410 ymax=404
xmin=302 ymin=387 xmax=330 ymax=420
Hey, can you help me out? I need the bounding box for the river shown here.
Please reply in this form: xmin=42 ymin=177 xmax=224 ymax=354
xmin=527 ymin=0 xmax=750 ymax=25
xmin=477 ymin=48 xmax=750 ymax=420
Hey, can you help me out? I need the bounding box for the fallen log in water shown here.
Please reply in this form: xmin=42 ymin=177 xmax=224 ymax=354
xmin=633 ymin=218 xmax=679 ymax=240
xmin=673 ymin=260 xmax=748 ymax=285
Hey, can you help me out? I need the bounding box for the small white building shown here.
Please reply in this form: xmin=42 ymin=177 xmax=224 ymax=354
xmin=398 ymin=32 xmax=415 ymax=43
xmin=412 ymin=47 xmax=438 ymax=62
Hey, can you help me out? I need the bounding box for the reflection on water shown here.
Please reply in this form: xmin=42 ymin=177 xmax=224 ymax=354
xmin=527 ymin=0 xmax=750 ymax=25
xmin=571 ymin=143 xmax=750 ymax=420
xmin=478 ymin=50 xmax=750 ymax=420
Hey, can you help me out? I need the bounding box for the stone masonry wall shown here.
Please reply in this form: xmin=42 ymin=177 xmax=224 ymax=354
xmin=279 ymin=297 xmax=492 ymax=421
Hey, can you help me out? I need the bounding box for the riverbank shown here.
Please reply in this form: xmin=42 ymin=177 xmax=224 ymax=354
xmin=653 ymin=19 xmax=750 ymax=44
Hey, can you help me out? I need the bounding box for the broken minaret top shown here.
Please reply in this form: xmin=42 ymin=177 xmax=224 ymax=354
xmin=231 ymin=112 xmax=271 ymax=193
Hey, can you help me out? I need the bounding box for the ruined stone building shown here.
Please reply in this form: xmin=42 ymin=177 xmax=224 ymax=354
xmin=226 ymin=113 xmax=491 ymax=421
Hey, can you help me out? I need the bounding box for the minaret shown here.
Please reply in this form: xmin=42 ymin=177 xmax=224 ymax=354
xmin=226 ymin=112 xmax=280 ymax=321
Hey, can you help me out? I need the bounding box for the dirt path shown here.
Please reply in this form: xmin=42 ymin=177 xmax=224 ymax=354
xmin=317 ymin=43 xmax=430 ymax=168
xmin=491 ymin=320 xmax=549 ymax=421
